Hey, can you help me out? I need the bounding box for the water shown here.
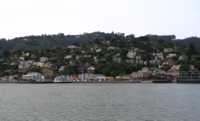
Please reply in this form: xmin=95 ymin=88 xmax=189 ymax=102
xmin=0 ymin=84 xmax=200 ymax=121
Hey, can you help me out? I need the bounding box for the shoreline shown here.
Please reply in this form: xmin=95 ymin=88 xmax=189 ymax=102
xmin=0 ymin=81 xmax=199 ymax=84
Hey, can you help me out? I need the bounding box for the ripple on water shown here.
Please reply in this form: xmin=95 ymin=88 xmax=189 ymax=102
xmin=0 ymin=84 xmax=199 ymax=121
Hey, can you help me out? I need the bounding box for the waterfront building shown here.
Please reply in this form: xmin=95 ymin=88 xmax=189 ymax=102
xmin=130 ymin=67 xmax=152 ymax=80
xmin=178 ymin=71 xmax=200 ymax=83
xmin=22 ymin=72 xmax=45 ymax=82
xmin=54 ymin=75 xmax=72 ymax=83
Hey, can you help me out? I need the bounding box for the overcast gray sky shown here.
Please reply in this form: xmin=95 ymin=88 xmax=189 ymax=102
xmin=0 ymin=0 xmax=199 ymax=39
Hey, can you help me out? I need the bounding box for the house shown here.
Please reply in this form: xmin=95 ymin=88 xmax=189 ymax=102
xmin=162 ymin=58 xmax=176 ymax=67
xmin=113 ymin=56 xmax=121 ymax=63
xmin=54 ymin=75 xmax=72 ymax=83
xmin=178 ymin=55 xmax=187 ymax=61
xmin=135 ymin=56 xmax=143 ymax=64
xmin=190 ymin=65 xmax=198 ymax=71
xmin=18 ymin=60 xmax=33 ymax=71
xmin=68 ymin=75 xmax=80 ymax=82
xmin=167 ymin=65 xmax=180 ymax=81
xmin=153 ymin=52 xmax=164 ymax=60
xmin=78 ymin=73 xmax=90 ymax=82
xmin=42 ymin=68 xmax=54 ymax=79
xmin=81 ymin=50 xmax=86 ymax=54
xmin=58 ymin=66 xmax=65 ymax=72
xmin=116 ymin=75 xmax=131 ymax=81
xmin=77 ymin=73 xmax=106 ymax=82
xmin=96 ymin=48 xmax=102 ymax=53
xmin=127 ymin=50 xmax=136 ymax=59
xmin=138 ymin=67 xmax=152 ymax=79
xmin=88 ymin=66 xmax=95 ymax=73
xmin=64 ymin=55 xmax=72 ymax=59
xmin=22 ymin=72 xmax=45 ymax=82
xmin=40 ymin=57 xmax=48 ymax=63
xmin=164 ymin=48 xmax=174 ymax=53
xmin=166 ymin=53 xmax=177 ymax=59
xmin=33 ymin=62 xmax=44 ymax=67
xmin=152 ymin=68 xmax=166 ymax=76
xmin=22 ymin=52 xmax=30 ymax=57
xmin=0 ymin=75 xmax=18 ymax=83
xmin=105 ymin=76 xmax=115 ymax=81
xmin=130 ymin=72 xmax=139 ymax=79
xmin=136 ymin=55 xmax=141 ymax=60
xmin=143 ymin=61 xmax=148 ymax=65
xmin=78 ymin=73 xmax=95 ymax=82
xmin=126 ymin=59 xmax=135 ymax=64
xmin=107 ymin=46 xmax=116 ymax=50
xmin=67 ymin=45 xmax=79 ymax=49
xmin=113 ymin=54 xmax=121 ymax=63
xmin=19 ymin=57 xmax=25 ymax=61
xmin=130 ymin=67 xmax=152 ymax=80
xmin=75 ymin=55 xmax=80 ymax=60
xmin=83 ymin=55 xmax=92 ymax=58
xmin=150 ymin=58 xmax=161 ymax=65
xmin=93 ymin=56 xmax=98 ymax=63
xmin=94 ymin=74 xmax=106 ymax=82
xmin=43 ymin=63 xmax=52 ymax=68
xmin=54 ymin=76 xmax=66 ymax=83
xmin=33 ymin=62 xmax=52 ymax=68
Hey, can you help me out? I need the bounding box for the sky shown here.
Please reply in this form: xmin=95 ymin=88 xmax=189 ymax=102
xmin=0 ymin=0 xmax=199 ymax=39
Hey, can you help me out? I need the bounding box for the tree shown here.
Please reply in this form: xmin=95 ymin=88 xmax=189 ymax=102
xmin=180 ymin=64 xmax=190 ymax=71
xmin=61 ymin=65 xmax=78 ymax=75
xmin=187 ymin=43 xmax=198 ymax=62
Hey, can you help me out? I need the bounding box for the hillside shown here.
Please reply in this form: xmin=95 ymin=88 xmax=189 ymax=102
xmin=0 ymin=32 xmax=200 ymax=79
xmin=0 ymin=32 xmax=199 ymax=56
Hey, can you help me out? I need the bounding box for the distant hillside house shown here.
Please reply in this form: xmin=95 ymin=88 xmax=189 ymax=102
xmin=67 ymin=45 xmax=79 ymax=49
xmin=127 ymin=50 xmax=136 ymax=59
xmin=40 ymin=57 xmax=48 ymax=63
xmin=166 ymin=53 xmax=177 ymax=59
xmin=164 ymin=48 xmax=174 ymax=53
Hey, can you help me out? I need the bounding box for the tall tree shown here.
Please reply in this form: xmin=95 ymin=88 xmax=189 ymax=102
xmin=187 ymin=43 xmax=197 ymax=63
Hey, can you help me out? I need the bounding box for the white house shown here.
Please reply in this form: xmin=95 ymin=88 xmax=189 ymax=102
xmin=33 ymin=62 xmax=43 ymax=67
xmin=95 ymin=74 xmax=106 ymax=82
xmin=40 ymin=57 xmax=48 ymax=63
xmin=96 ymin=48 xmax=102 ymax=53
xmin=19 ymin=57 xmax=25 ymax=61
xmin=107 ymin=46 xmax=116 ymax=50
xmin=93 ymin=56 xmax=98 ymax=63
xmin=88 ymin=66 xmax=95 ymax=72
xmin=64 ymin=55 xmax=72 ymax=59
xmin=67 ymin=45 xmax=79 ymax=49
xmin=153 ymin=52 xmax=164 ymax=60
xmin=77 ymin=73 xmax=106 ymax=82
xmin=22 ymin=72 xmax=45 ymax=82
xmin=54 ymin=75 xmax=69 ymax=83
xmin=164 ymin=48 xmax=174 ymax=53
xmin=178 ymin=55 xmax=187 ymax=61
xmin=166 ymin=53 xmax=177 ymax=58
xmin=127 ymin=50 xmax=136 ymax=59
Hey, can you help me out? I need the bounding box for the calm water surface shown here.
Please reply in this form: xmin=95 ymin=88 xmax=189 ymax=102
xmin=0 ymin=84 xmax=200 ymax=121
